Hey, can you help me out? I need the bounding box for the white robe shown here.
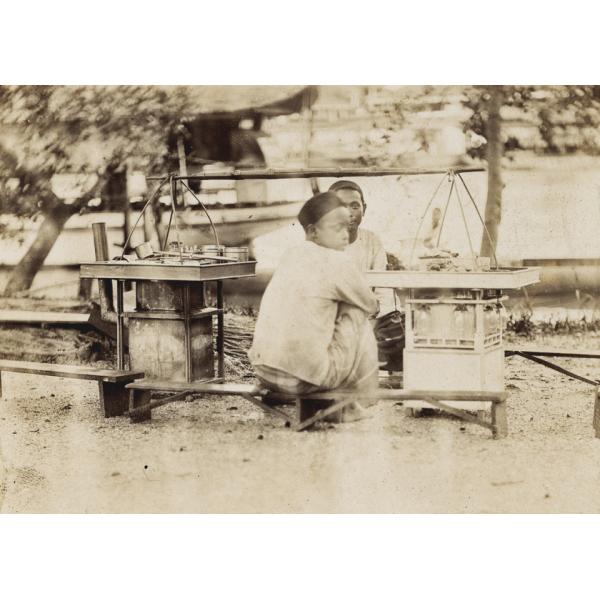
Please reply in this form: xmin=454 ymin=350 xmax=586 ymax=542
xmin=248 ymin=241 xmax=379 ymax=390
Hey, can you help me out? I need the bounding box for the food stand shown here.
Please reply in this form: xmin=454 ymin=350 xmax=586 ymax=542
xmin=366 ymin=267 xmax=540 ymax=412
xmin=85 ymin=166 xmax=532 ymax=433
xmin=80 ymin=258 xmax=257 ymax=384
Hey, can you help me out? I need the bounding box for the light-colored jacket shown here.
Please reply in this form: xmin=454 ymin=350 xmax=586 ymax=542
xmin=248 ymin=241 xmax=378 ymax=386
xmin=345 ymin=228 xmax=395 ymax=314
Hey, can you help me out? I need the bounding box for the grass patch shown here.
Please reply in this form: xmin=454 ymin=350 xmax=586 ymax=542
xmin=507 ymin=312 xmax=600 ymax=338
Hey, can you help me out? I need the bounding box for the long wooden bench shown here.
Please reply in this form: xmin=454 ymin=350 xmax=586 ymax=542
xmin=125 ymin=379 xmax=508 ymax=438
xmin=0 ymin=360 xmax=144 ymax=417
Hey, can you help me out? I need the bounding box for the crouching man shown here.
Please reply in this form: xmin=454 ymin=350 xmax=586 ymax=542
xmin=248 ymin=192 xmax=379 ymax=419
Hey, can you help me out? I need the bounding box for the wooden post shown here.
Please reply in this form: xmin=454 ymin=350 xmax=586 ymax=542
xmin=92 ymin=222 xmax=116 ymax=322
xmin=129 ymin=389 xmax=152 ymax=423
xmin=183 ymin=284 xmax=192 ymax=383
xmin=216 ymin=280 xmax=224 ymax=379
xmin=593 ymin=387 xmax=600 ymax=439
xmin=98 ymin=381 xmax=129 ymax=418
xmin=491 ymin=398 xmax=508 ymax=439
xmin=116 ymin=280 xmax=125 ymax=370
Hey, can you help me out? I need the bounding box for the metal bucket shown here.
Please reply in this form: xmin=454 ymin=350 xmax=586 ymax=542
xmin=201 ymin=244 xmax=225 ymax=257
xmin=134 ymin=241 xmax=154 ymax=259
xmin=223 ymin=246 xmax=249 ymax=262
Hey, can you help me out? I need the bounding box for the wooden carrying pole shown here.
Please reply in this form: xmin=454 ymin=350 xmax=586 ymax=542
xmin=147 ymin=166 xmax=485 ymax=182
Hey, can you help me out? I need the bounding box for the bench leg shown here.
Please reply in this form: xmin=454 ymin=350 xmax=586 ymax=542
xmin=297 ymin=398 xmax=343 ymax=425
xmin=593 ymin=388 xmax=600 ymax=439
xmin=129 ymin=389 xmax=152 ymax=423
xmin=297 ymin=397 xmax=315 ymax=423
xmin=98 ymin=381 xmax=129 ymax=418
xmin=491 ymin=400 xmax=508 ymax=439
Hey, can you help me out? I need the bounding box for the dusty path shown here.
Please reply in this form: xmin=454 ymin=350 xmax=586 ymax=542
xmin=1 ymin=331 xmax=600 ymax=513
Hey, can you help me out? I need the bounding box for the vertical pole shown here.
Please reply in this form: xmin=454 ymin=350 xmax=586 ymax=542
xmin=217 ymin=280 xmax=224 ymax=380
xmin=116 ymin=280 xmax=125 ymax=370
xmin=92 ymin=222 xmax=114 ymax=315
xmin=177 ymin=133 xmax=189 ymax=181
xmin=491 ymin=398 xmax=508 ymax=439
xmin=92 ymin=222 xmax=110 ymax=261
xmin=123 ymin=198 xmax=132 ymax=250
xmin=481 ymin=86 xmax=504 ymax=258
xmin=183 ymin=284 xmax=192 ymax=383
xmin=474 ymin=291 xmax=484 ymax=353
xmin=593 ymin=387 xmax=600 ymax=439
xmin=169 ymin=176 xmax=183 ymax=259
xmin=405 ymin=294 xmax=414 ymax=348
xmin=129 ymin=389 xmax=152 ymax=423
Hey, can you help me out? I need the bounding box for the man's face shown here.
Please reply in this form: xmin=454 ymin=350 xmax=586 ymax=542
xmin=309 ymin=206 xmax=351 ymax=250
xmin=335 ymin=189 xmax=364 ymax=232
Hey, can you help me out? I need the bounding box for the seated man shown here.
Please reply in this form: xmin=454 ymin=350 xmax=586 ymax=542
xmin=328 ymin=180 xmax=395 ymax=314
xmin=329 ymin=180 xmax=404 ymax=370
xmin=248 ymin=192 xmax=379 ymax=412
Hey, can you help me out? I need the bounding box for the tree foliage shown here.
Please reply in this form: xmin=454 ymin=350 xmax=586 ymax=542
xmin=462 ymin=85 xmax=600 ymax=158
xmin=0 ymin=85 xmax=196 ymax=222
xmin=0 ymin=86 xmax=199 ymax=294
xmin=355 ymin=85 xmax=600 ymax=256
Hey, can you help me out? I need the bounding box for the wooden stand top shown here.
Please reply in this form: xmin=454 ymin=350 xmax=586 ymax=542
xmin=366 ymin=267 xmax=540 ymax=290
xmin=80 ymin=260 xmax=257 ymax=282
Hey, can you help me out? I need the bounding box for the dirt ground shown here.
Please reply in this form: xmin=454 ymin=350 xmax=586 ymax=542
xmin=1 ymin=315 xmax=600 ymax=513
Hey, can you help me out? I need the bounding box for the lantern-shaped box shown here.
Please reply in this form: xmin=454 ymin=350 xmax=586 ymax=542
xmin=366 ymin=268 xmax=540 ymax=409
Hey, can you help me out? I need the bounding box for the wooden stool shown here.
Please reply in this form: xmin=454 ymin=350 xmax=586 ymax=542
xmin=297 ymin=397 xmax=344 ymax=424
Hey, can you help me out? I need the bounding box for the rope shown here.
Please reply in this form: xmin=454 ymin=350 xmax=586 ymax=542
xmin=456 ymin=172 xmax=499 ymax=269
xmin=162 ymin=205 xmax=174 ymax=251
xmin=408 ymin=172 xmax=447 ymax=267
xmin=119 ymin=176 xmax=169 ymax=259
xmin=180 ymin=180 xmax=221 ymax=246
xmin=166 ymin=175 xmax=184 ymax=260
xmin=435 ymin=174 xmax=455 ymax=248
xmin=453 ymin=181 xmax=478 ymax=270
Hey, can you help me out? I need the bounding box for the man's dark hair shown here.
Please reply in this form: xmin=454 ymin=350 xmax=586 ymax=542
xmin=328 ymin=180 xmax=365 ymax=205
xmin=298 ymin=192 xmax=345 ymax=231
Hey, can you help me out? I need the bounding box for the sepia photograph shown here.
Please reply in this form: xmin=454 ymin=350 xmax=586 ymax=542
xmin=1 ymin=83 xmax=599 ymax=514
xmin=4 ymin=3 xmax=600 ymax=598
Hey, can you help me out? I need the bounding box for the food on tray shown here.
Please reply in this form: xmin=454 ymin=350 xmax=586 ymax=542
xmin=419 ymin=248 xmax=459 ymax=259
xmin=417 ymin=249 xmax=491 ymax=273
xmin=425 ymin=259 xmax=471 ymax=272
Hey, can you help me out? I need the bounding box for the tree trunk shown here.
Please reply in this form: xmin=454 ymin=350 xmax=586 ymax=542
xmin=3 ymin=204 xmax=74 ymax=296
xmin=480 ymin=86 xmax=504 ymax=259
